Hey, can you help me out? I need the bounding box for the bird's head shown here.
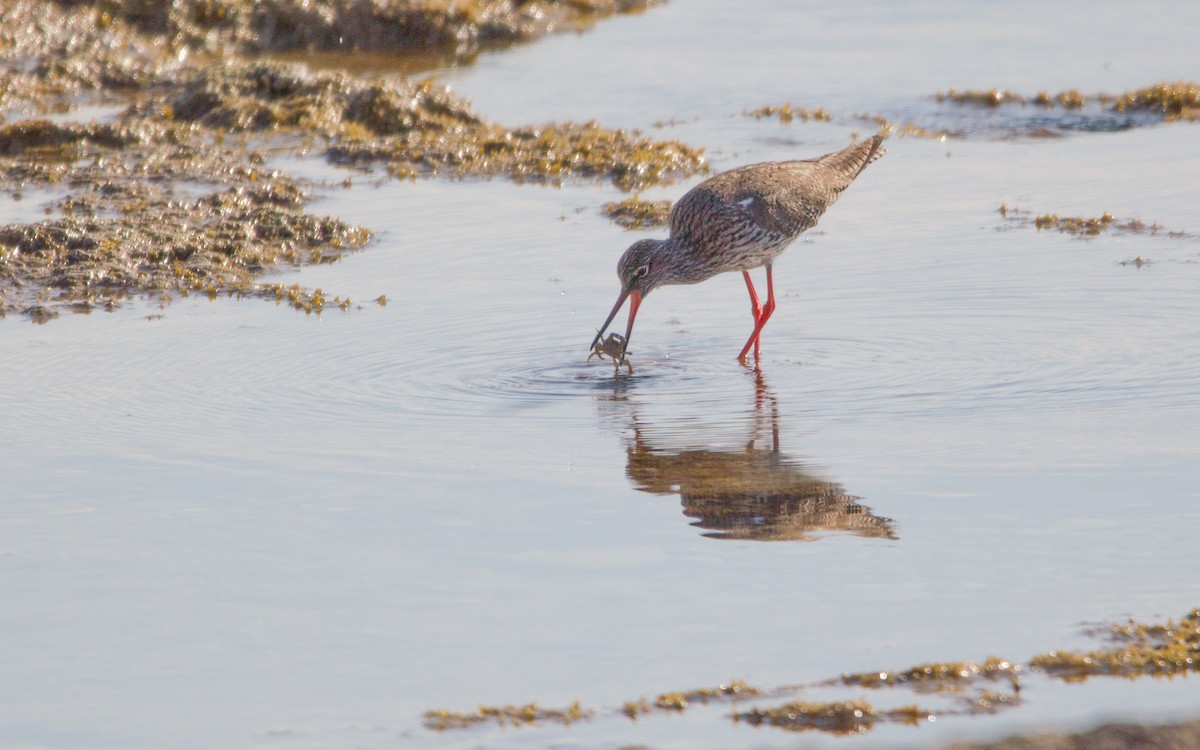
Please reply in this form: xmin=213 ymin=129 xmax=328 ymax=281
xmin=616 ymin=238 xmax=671 ymax=297
xmin=590 ymin=238 xmax=671 ymax=353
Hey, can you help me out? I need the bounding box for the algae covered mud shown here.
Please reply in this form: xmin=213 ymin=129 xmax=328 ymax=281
xmin=426 ymin=608 xmax=1200 ymax=738
xmin=0 ymin=0 xmax=702 ymax=320
xmin=3 ymin=2 xmax=1200 ymax=750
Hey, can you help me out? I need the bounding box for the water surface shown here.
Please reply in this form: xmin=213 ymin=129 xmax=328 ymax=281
xmin=4 ymin=1 xmax=1200 ymax=748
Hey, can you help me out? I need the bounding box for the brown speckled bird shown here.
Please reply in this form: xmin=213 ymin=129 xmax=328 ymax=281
xmin=591 ymin=134 xmax=885 ymax=363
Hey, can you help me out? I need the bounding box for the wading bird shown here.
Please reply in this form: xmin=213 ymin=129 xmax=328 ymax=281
xmin=591 ymin=134 xmax=885 ymax=364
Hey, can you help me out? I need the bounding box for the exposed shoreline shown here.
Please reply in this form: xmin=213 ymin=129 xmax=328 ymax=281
xmin=0 ymin=0 xmax=702 ymax=320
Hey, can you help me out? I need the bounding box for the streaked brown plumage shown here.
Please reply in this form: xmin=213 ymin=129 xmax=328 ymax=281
xmin=592 ymin=134 xmax=885 ymax=363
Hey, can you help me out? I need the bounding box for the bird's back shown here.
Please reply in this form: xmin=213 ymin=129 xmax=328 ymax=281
xmin=666 ymin=135 xmax=885 ymax=275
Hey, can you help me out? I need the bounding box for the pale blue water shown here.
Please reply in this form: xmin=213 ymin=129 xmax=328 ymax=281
xmin=3 ymin=1 xmax=1200 ymax=748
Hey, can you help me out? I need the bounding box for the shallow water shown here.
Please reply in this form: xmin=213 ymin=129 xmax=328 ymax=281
xmin=4 ymin=1 xmax=1200 ymax=748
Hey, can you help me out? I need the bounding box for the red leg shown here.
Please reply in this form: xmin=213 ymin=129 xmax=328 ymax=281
xmin=742 ymin=270 xmax=762 ymax=320
xmin=738 ymin=265 xmax=776 ymax=362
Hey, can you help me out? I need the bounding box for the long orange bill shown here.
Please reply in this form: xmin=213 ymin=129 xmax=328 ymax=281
xmin=590 ymin=289 xmax=641 ymax=351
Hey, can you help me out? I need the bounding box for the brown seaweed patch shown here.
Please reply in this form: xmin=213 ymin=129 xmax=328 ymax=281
xmin=143 ymin=62 xmax=705 ymax=191
xmin=746 ymin=103 xmax=834 ymax=124
xmin=333 ymin=116 xmax=706 ymax=191
xmin=420 ymin=611 xmax=1200 ymax=739
xmin=736 ymin=699 xmax=936 ymax=734
xmin=968 ymin=689 xmax=1019 ymax=715
xmin=1034 ymin=211 xmax=1117 ymax=235
xmin=846 ymin=84 xmax=1199 ymax=140
xmin=999 ymin=204 xmax=1194 ymax=240
xmin=1 ymin=174 xmax=372 ymax=317
xmin=0 ymin=120 xmax=149 ymax=156
xmin=863 ymin=114 xmax=955 ymax=140
xmin=745 ymin=104 xmax=953 ymax=140
xmin=2 ymin=1 xmax=705 ymax=321
xmin=737 ymin=699 xmax=878 ymax=734
xmin=937 ymin=88 xmax=1085 ymax=109
xmin=937 ymin=82 xmax=1200 ymax=122
xmin=1 ymin=0 xmax=666 ymax=119
xmin=422 ymin=700 xmax=593 ymax=731
xmin=840 ymin=657 xmax=1020 ymax=693
xmin=621 ymin=697 xmax=652 ymax=719
xmin=603 ymin=195 xmax=672 ymax=229
xmin=744 ymin=103 xmax=954 ymax=140
xmin=621 ymin=680 xmax=759 ymax=719
xmin=150 ymin=63 xmax=482 ymax=136
xmin=654 ymin=680 xmax=759 ymax=712
xmin=0 ymin=1 xmax=181 ymax=109
xmin=73 ymin=0 xmax=663 ymax=61
xmin=1031 ymin=608 xmax=1200 ymax=682
xmin=1111 ymin=81 xmax=1200 ymax=121
xmin=1032 ymin=89 xmax=1087 ymax=109
xmin=1 ymin=56 xmax=703 ymax=319
xmin=259 ymin=283 xmax=359 ymax=315
xmin=936 ymin=89 xmax=1026 ymax=107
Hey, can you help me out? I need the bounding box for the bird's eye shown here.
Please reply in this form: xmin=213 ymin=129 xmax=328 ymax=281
xmin=635 ymin=264 xmax=650 ymax=278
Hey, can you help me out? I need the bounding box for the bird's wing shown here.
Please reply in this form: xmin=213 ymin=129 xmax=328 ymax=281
xmin=667 ymin=135 xmax=886 ymax=245
xmin=718 ymin=162 xmax=833 ymax=237
xmin=732 ymin=135 xmax=886 ymax=236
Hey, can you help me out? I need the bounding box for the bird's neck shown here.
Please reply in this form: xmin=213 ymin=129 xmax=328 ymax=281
xmin=655 ymin=236 xmax=710 ymax=286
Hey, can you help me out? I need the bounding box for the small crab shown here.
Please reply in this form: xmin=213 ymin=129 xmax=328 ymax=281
xmin=588 ymin=332 xmax=633 ymax=375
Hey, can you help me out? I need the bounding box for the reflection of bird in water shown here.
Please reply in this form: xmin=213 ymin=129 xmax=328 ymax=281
xmin=627 ymin=445 xmax=895 ymax=541
xmin=592 ymin=134 xmax=886 ymax=363
xmin=619 ymin=371 xmax=895 ymax=541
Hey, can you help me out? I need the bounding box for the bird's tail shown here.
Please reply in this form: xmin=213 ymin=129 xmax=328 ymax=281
xmin=816 ymin=133 xmax=887 ymax=181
